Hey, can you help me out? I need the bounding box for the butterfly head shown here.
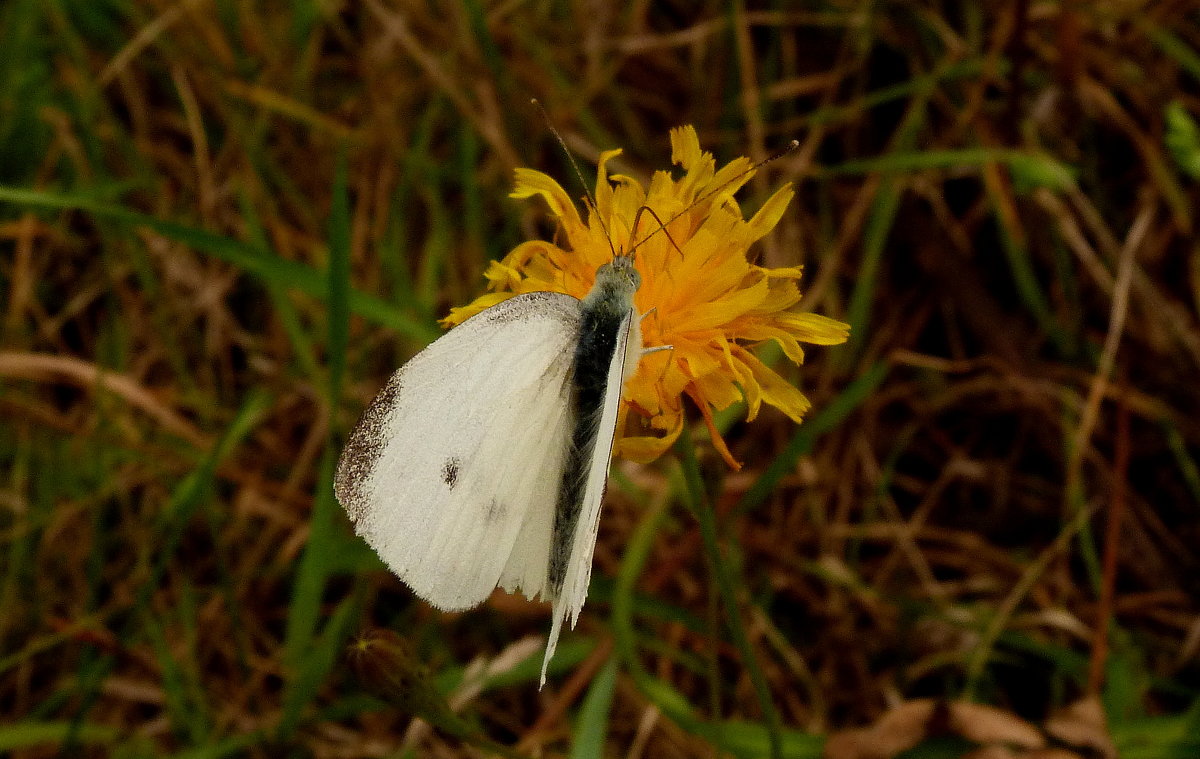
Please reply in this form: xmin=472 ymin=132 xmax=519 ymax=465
xmin=584 ymin=253 xmax=641 ymax=312
xmin=596 ymin=253 xmax=641 ymax=291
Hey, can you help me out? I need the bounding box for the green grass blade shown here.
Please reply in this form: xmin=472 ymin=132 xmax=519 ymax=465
xmin=169 ymin=731 xmax=266 ymax=759
xmin=235 ymin=187 xmax=323 ymax=381
xmin=823 ymin=148 xmax=1075 ymax=191
xmin=281 ymin=446 xmax=342 ymax=737
xmin=836 ymin=71 xmax=935 ymax=371
xmin=737 ymin=361 xmax=890 ymax=517
xmin=1142 ymin=23 xmax=1200 ymax=83
xmin=676 ymin=427 xmax=783 ymax=759
xmin=799 ymin=58 xmax=1001 ymax=130
xmin=0 ymin=186 xmax=438 ymax=342
xmin=1113 ymin=700 xmax=1200 ymax=758
xmin=840 ymin=177 xmax=900 ymax=367
xmin=145 ymin=611 xmax=208 ymax=743
xmin=568 ymin=658 xmax=619 ymax=759
xmin=1165 ymin=101 xmax=1200 ymax=180
xmin=328 ymin=145 xmax=351 ymax=403
xmin=1163 ymin=420 xmax=1200 ymax=505
xmin=612 ymin=491 xmax=693 ymax=713
xmin=0 ymin=721 xmax=121 ymax=752
xmin=612 ymin=464 xmax=824 ymax=758
xmin=461 ymin=0 xmax=507 ymax=89
xmin=984 ymin=172 xmax=1072 ymax=354
xmin=137 ymin=390 xmax=273 ymax=613
xmin=279 ymin=594 xmax=360 ymax=737
xmin=0 ymin=0 xmax=54 ymax=185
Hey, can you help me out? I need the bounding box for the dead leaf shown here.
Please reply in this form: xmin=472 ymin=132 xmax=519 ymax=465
xmin=824 ymin=699 xmax=1044 ymax=759
xmin=948 ymin=701 xmax=1044 ymax=747
xmin=1044 ymin=697 xmax=1117 ymax=759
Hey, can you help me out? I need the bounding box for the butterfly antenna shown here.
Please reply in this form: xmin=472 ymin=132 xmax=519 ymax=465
xmin=531 ymin=99 xmax=619 ymax=259
xmin=627 ymin=138 xmax=801 ymax=258
xmin=628 ymin=205 xmax=683 ymax=257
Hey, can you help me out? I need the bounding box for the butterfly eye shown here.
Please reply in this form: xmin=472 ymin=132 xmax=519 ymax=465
xmin=628 ymin=266 xmax=642 ymax=290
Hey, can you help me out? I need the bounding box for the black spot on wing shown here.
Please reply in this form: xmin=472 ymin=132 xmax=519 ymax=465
xmin=335 ymin=290 xmax=581 ymax=529
xmin=442 ymin=457 xmax=461 ymax=490
xmin=334 ymin=371 xmax=404 ymax=522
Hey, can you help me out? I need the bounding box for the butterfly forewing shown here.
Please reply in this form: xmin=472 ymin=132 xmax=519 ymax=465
xmin=335 ymin=292 xmax=582 ymax=611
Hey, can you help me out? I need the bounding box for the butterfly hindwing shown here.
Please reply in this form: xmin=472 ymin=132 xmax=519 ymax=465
xmin=540 ymin=307 xmax=637 ymax=683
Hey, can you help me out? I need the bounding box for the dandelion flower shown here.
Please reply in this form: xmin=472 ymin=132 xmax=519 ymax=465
xmin=443 ymin=126 xmax=849 ymax=468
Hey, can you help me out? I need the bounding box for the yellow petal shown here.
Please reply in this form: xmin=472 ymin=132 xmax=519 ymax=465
xmin=707 ymin=157 xmax=754 ymax=200
xmin=745 ymin=274 xmax=803 ymax=314
xmin=439 ymin=292 xmax=515 ymax=327
xmin=671 ymin=275 xmax=770 ymax=333
xmin=500 ymin=239 xmax=561 ymax=269
xmin=670 ymin=126 xmax=719 ymax=201
xmin=593 ymin=148 xmax=624 ymax=222
xmin=479 ymin=260 xmax=526 ymax=291
xmin=691 ymin=364 xmax=745 ymax=412
xmin=690 ymin=389 xmax=742 ymax=470
xmin=774 ymin=312 xmax=851 ymax=344
xmin=735 ymin=184 xmax=794 ymax=247
xmin=610 ymin=176 xmax=649 ymax=246
xmin=735 ymin=348 xmax=812 ymax=423
xmin=739 ymin=357 xmax=763 ymax=419
xmin=670 ymin=125 xmax=703 ymax=171
xmin=673 ymin=336 xmax=725 ymax=379
xmin=617 ymin=409 xmax=684 ymax=463
xmin=510 ymin=168 xmax=584 ymax=234
xmin=734 ymin=323 xmax=807 ymax=364
xmin=763 ymin=264 xmax=805 ymax=281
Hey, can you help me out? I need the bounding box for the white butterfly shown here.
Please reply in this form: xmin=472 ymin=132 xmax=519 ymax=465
xmin=334 ymin=254 xmax=645 ymax=686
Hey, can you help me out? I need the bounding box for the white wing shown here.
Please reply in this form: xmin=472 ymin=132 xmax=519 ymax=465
xmin=335 ymin=292 xmax=581 ymax=611
xmin=540 ymin=308 xmax=636 ymax=685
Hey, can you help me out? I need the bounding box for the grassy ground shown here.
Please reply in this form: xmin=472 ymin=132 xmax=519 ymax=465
xmin=2 ymin=1 xmax=1200 ymax=757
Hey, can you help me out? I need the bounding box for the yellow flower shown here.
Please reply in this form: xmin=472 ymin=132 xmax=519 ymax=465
xmin=442 ymin=126 xmax=849 ymax=468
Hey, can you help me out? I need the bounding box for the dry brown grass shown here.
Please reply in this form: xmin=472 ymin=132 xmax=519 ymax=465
xmin=2 ymin=1 xmax=1199 ymax=757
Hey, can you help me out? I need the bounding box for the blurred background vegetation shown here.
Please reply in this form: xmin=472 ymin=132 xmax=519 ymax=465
xmin=2 ymin=1 xmax=1200 ymax=757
